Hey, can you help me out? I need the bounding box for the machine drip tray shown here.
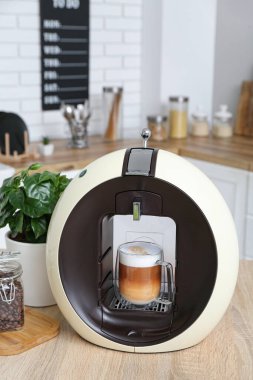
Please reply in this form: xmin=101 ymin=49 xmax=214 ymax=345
xmin=110 ymin=296 xmax=171 ymax=313
xmin=102 ymin=291 xmax=174 ymax=344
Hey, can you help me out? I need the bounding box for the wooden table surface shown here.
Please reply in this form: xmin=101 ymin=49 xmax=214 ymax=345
xmin=0 ymin=260 xmax=252 ymax=380
xmin=7 ymin=134 xmax=253 ymax=173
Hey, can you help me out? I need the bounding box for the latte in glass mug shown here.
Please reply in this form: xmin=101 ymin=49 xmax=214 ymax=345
xmin=118 ymin=242 xmax=162 ymax=305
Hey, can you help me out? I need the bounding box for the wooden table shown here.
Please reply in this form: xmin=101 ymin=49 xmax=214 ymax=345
xmin=1 ymin=260 xmax=252 ymax=380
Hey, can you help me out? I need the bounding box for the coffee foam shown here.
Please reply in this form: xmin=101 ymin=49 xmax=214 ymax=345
xmin=119 ymin=242 xmax=161 ymax=267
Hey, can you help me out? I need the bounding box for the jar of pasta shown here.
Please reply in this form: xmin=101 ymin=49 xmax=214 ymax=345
xmin=103 ymin=86 xmax=123 ymax=141
xmin=169 ymin=96 xmax=189 ymax=138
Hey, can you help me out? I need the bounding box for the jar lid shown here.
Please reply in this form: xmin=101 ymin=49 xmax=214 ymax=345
xmin=147 ymin=115 xmax=167 ymax=123
xmin=214 ymin=105 xmax=232 ymax=120
xmin=0 ymin=250 xmax=21 ymax=261
xmin=169 ymin=96 xmax=189 ymax=103
xmin=103 ymin=86 xmax=123 ymax=94
xmin=0 ymin=261 xmax=22 ymax=279
xmin=192 ymin=106 xmax=208 ymax=120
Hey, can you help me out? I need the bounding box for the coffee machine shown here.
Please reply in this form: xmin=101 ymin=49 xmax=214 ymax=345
xmin=46 ymin=130 xmax=239 ymax=353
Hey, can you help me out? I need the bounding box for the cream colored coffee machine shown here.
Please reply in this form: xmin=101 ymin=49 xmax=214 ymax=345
xmin=46 ymin=130 xmax=239 ymax=353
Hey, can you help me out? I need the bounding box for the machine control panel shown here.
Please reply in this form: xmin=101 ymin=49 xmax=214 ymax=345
xmin=126 ymin=148 xmax=153 ymax=176
xmin=123 ymin=148 xmax=158 ymax=177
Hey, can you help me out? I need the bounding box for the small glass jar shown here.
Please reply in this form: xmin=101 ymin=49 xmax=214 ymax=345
xmin=147 ymin=115 xmax=168 ymax=141
xmin=213 ymin=105 xmax=233 ymax=138
xmin=169 ymin=96 xmax=189 ymax=138
xmin=0 ymin=256 xmax=24 ymax=332
xmin=191 ymin=106 xmax=209 ymax=137
xmin=103 ymin=86 xmax=123 ymax=141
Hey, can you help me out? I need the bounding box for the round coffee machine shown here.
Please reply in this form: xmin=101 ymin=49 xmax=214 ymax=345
xmin=46 ymin=136 xmax=239 ymax=353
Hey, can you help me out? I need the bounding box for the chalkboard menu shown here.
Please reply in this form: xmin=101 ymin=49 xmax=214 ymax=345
xmin=40 ymin=0 xmax=89 ymax=110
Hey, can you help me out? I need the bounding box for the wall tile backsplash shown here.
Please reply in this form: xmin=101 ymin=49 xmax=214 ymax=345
xmin=0 ymin=0 xmax=142 ymax=141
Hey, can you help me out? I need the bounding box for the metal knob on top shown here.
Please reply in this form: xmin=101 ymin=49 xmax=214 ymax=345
xmin=141 ymin=128 xmax=151 ymax=148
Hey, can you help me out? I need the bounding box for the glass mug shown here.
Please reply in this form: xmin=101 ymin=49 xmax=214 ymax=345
xmin=114 ymin=241 xmax=174 ymax=306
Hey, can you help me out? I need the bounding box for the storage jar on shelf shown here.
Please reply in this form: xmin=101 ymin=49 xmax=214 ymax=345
xmin=147 ymin=115 xmax=168 ymax=141
xmin=213 ymin=105 xmax=233 ymax=138
xmin=191 ymin=106 xmax=209 ymax=137
xmin=103 ymin=86 xmax=123 ymax=141
xmin=168 ymin=96 xmax=189 ymax=139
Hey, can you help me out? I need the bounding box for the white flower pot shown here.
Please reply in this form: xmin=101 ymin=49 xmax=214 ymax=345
xmin=5 ymin=233 xmax=55 ymax=307
xmin=38 ymin=143 xmax=54 ymax=156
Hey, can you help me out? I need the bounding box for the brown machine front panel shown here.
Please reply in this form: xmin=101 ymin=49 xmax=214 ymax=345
xmin=58 ymin=175 xmax=217 ymax=347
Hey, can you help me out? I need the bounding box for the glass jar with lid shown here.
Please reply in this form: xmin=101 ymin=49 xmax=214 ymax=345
xmin=103 ymin=86 xmax=123 ymax=141
xmin=191 ymin=106 xmax=209 ymax=137
xmin=147 ymin=115 xmax=168 ymax=141
xmin=213 ymin=105 xmax=233 ymax=138
xmin=0 ymin=251 xmax=24 ymax=332
xmin=169 ymin=96 xmax=189 ymax=138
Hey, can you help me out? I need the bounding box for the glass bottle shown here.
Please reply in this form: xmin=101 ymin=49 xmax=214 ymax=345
xmin=169 ymin=96 xmax=189 ymax=138
xmin=147 ymin=115 xmax=168 ymax=141
xmin=213 ymin=105 xmax=233 ymax=138
xmin=0 ymin=251 xmax=24 ymax=332
xmin=191 ymin=106 xmax=209 ymax=137
xmin=103 ymin=87 xmax=123 ymax=141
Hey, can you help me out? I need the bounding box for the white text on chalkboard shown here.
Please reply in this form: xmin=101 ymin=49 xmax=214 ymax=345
xmin=53 ymin=0 xmax=80 ymax=9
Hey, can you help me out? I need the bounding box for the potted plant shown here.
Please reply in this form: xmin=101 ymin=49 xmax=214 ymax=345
xmin=0 ymin=163 xmax=71 ymax=306
xmin=38 ymin=136 xmax=54 ymax=156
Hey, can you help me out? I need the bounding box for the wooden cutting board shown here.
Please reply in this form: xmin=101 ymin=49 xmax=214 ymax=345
xmin=235 ymin=81 xmax=253 ymax=136
xmin=0 ymin=307 xmax=60 ymax=355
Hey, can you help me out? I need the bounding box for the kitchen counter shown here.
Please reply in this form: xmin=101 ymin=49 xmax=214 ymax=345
xmin=0 ymin=260 xmax=252 ymax=380
xmin=6 ymin=134 xmax=253 ymax=173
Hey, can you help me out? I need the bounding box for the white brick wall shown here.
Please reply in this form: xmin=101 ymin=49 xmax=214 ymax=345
xmin=0 ymin=0 xmax=143 ymax=141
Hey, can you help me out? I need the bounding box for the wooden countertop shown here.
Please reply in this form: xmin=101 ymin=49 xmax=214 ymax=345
xmin=0 ymin=260 xmax=252 ymax=380
xmin=6 ymin=134 xmax=253 ymax=173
